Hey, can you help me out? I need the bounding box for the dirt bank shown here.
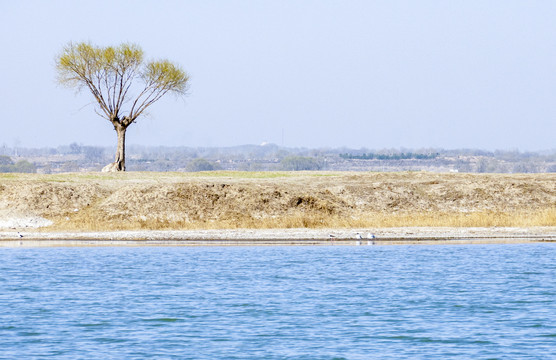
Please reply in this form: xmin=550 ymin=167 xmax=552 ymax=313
xmin=0 ymin=172 xmax=554 ymax=231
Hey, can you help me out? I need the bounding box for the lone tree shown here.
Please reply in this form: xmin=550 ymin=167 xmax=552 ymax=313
xmin=56 ymin=42 xmax=189 ymax=171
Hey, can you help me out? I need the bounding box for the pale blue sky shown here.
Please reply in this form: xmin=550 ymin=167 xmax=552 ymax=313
xmin=1 ymin=1 xmax=555 ymax=151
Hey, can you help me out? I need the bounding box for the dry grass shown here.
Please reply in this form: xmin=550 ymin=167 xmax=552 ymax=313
xmin=46 ymin=208 xmax=556 ymax=232
xmin=1 ymin=171 xmax=555 ymax=231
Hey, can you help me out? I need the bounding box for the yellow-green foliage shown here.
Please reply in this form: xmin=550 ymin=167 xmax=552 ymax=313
xmin=55 ymin=41 xmax=188 ymax=121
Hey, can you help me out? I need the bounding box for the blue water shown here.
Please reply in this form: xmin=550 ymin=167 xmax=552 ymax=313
xmin=0 ymin=244 xmax=555 ymax=359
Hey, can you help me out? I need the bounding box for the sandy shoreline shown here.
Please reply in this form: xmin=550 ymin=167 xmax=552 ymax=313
xmin=1 ymin=227 xmax=555 ymax=247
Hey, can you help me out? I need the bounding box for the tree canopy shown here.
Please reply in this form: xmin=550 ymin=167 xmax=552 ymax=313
xmin=56 ymin=42 xmax=188 ymax=124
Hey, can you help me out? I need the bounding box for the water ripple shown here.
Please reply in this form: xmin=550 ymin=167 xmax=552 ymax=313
xmin=0 ymin=244 xmax=554 ymax=359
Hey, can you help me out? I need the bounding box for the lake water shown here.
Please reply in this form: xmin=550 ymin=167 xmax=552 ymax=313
xmin=0 ymin=243 xmax=555 ymax=359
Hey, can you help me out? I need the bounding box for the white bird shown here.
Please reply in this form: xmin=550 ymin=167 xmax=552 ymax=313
xmin=328 ymin=234 xmax=336 ymax=239
xmin=356 ymin=233 xmax=363 ymax=239
xmin=367 ymin=233 xmax=376 ymax=239
xmin=17 ymin=232 xmax=23 ymax=238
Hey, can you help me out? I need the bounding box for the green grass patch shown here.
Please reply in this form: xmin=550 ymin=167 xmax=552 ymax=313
xmin=188 ymin=171 xmax=296 ymax=178
xmin=0 ymin=173 xmax=20 ymax=180
xmin=0 ymin=170 xmax=356 ymax=182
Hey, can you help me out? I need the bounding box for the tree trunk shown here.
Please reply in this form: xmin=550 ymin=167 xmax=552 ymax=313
xmin=102 ymin=125 xmax=127 ymax=172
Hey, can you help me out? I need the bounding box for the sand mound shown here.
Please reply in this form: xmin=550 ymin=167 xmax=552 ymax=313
xmin=0 ymin=172 xmax=554 ymax=230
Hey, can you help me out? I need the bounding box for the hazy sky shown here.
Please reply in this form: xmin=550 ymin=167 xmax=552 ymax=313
xmin=1 ymin=1 xmax=555 ymax=151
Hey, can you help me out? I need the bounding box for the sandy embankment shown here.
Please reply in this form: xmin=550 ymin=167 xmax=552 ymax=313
xmin=0 ymin=172 xmax=554 ymax=246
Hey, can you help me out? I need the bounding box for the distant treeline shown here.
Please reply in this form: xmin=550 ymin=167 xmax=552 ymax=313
xmin=0 ymin=156 xmax=36 ymax=173
xmin=339 ymin=152 xmax=439 ymax=160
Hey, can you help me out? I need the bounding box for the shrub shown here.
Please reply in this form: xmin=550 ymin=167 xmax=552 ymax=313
xmin=280 ymin=156 xmax=322 ymax=171
xmin=186 ymin=158 xmax=221 ymax=172
xmin=0 ymin=155 xmax=14 ymax=165
xmin=0 ymin=159 xmax=37 ymax=173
